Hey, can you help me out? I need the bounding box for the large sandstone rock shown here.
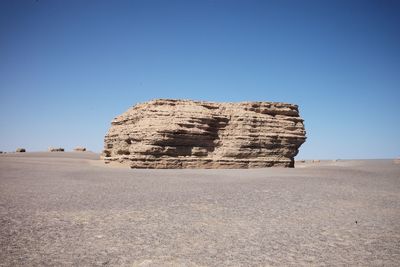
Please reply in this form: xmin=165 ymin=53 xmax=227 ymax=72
xmin=103 ymin=99 xmax=306 ymax=168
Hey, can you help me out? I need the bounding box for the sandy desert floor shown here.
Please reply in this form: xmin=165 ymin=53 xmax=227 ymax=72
xmin=0 ymin=152 xmax=399 ymax=266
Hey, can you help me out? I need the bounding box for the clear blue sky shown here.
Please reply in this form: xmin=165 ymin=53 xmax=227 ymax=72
xmin=1 ymin=0 xmax=399 ymax=159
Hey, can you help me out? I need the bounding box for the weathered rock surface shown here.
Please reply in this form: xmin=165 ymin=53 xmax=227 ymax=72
xmin=103 ymin=99 xmax=306 ymax=168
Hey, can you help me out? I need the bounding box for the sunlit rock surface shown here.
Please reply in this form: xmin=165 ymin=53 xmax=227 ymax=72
xmin=103 ymin=99 xmax=306 ymax=168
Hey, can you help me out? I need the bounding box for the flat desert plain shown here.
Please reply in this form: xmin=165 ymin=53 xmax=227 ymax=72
xmin=0 ymin=152 xmax=399 ymax=266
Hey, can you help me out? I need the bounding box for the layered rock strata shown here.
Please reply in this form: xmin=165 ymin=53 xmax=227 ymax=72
xmin=103 ymin=99 xmax=306 ymax=168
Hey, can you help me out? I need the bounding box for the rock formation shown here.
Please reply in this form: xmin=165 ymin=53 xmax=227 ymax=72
xmin=49 ymin=148 xmax=64 ymax=152
xmin=74 ymin=147 xmax=86 ymax=152
xmin=103 ymin=99 xmax=306 ymax=168
xmin=16 ymin=148 xmax=26 ymax=153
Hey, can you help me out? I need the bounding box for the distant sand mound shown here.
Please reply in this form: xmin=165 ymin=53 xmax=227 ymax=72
xmin=48 ymin=147 xmax=64 ymax=152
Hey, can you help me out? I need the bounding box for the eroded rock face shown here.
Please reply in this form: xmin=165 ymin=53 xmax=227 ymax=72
xmin=103 ymin=99 xmax=306 ymax=168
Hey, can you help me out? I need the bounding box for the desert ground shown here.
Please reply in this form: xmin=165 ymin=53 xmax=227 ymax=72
xmin=0 ymin=152 xmax=399 ymax=266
